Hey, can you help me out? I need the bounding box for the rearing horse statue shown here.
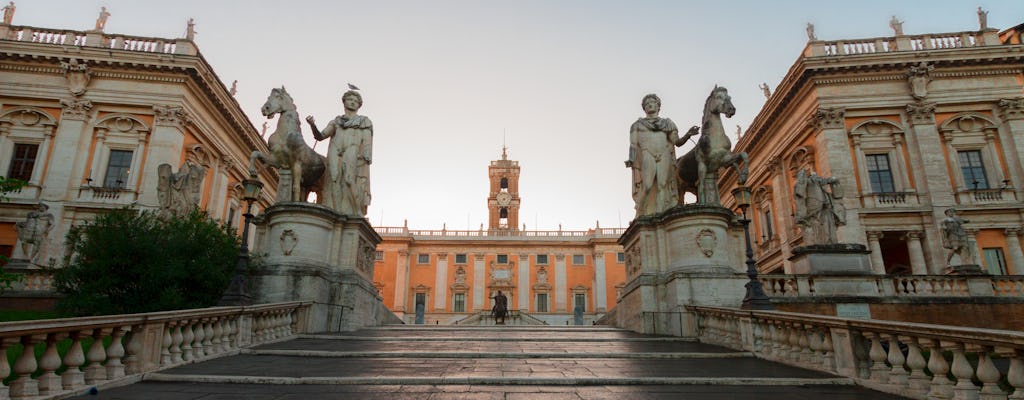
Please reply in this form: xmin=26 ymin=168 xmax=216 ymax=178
xmin=249 ymin=87 xmax=326 ymax=202
xmin=676 ymin=86 xmax=748 ymax=204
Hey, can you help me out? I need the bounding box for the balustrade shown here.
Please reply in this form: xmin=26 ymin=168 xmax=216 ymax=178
xmin=0 ymin=301 xmax=310 ymax=400
xmin=690 ymin=305 xmax=1024 ymax=400
xmin=1 ymin=25 xmax=194 ymax=56
xmin=812 ymin=30 xmax=988 ymax=58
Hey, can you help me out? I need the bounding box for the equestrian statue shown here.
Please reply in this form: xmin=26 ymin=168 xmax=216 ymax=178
xmin=676 ymin=86 xmax=748 ymax=204
xmin=249 ymin=87 xmax=326 ymax=202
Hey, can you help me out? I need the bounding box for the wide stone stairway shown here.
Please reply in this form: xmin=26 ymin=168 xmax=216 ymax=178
xmin=73 ymin=325 xmax=905 ymax=399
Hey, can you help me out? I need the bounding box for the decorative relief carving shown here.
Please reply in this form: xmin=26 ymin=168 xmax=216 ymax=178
xmin=696 ymin=229 xmax=718 ymax=257
xmin=357 ymin=240 xmax=376 ymax=273
xmin=279 ymin=229 xmax=297 ymax=256
xmin=61 ymin=59 xmax=92 ymax=96
xmin=153 ymin=104 xmax=189 ymax=127
xmin=624 ymin=246 xmax=641 ymax=276
xmin=536 ymin=265 xmax=548 ymax=285
xmin=454 ymin=265 xmax=467 ymax=285
xmin=999 ymin=97 xmax=1024 ymax=121
xmin=907 ymin=62 xmax=933 ymax=100
xmin=60 ymin=98 xmax=92 ymax=120
xmin=906 ymin=102 xmax=937 ymax=125
xmin=810 ymin=108 xmax=845 ymax=130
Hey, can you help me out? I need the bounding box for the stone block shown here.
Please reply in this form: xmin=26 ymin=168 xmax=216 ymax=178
xmin=789 ymin=244 xmax=873 ymax=275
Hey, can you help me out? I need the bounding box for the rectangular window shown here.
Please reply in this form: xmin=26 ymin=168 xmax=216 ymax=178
xmin=375 ymin=251 xmax=384 ymax=261
xmin=959 ymin=150 xmax=989 ymax=189
xmin=535 ymin=293 xmax=548 ymax=312
xmin=227 ymin=207 xmax=238 ymax=229
xmin=453 ymin=293 xmax=465 ymax=312
xmin=417 ymin=254 xmax=430 ymax=264
xmin=865 ymin=154 xmax=896 ymax=193
xmin=103 ymin=150 xmax=133 ymax=189
xmin=762 ymin=210 xmax=774 ymax=239
xmin=6 ymin=143 xmax=39 ymax=182
xmin=455 ymin=253 xmax=467 ymax=264
xmin=574 ymin=293 xmax=586 ymax=311
xmin=572 ymin=254 xmax=585 ymax=265
xmin=983 ymin=248 xmax=1007 ymax=275
xmin=415 ymin=293 xmax=426 ymax=306
xmin=496 ymin=254 xmax=508 ymax=264
xmin=536 ymin=254 xmax=548 ymax=265
xmin=617 ymin=252 xmax=625 ymax=263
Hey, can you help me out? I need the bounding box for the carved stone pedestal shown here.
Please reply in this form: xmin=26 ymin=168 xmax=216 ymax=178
xmin=788 ymin=244 xmax=874 ymax=296
xmin=947 ymin=264 xmax=986 ymax=275
xmin=614 ymin=205 xmax=747 ymax=337
xmin=251 ymin=203 xmax=395 ymax=332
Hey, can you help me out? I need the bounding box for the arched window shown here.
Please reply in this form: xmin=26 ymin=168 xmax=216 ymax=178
xmin=500 ymin=177 xmax=508 ymax=189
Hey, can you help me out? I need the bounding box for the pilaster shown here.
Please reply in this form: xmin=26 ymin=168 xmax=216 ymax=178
xmin=43 ymin=99 xmax=92 ymax=200
xmin=517 ymin=254 xmax=530 ymax=311
xmin=394 ymin=250 xmax=409 ymax=312
xmin=998 ymin=98 xmax=1024 ymax=197
xmin=594 ymin=251 xmax=608 ymax=312
xmin=906 ymin=102 xmax=953 ymax=271
xmin=472 ymin=254 xmax=485 ymax=311
xmin=554 ymin=254 xmax=567 ymax=312
xmin=1004 ymin=228 xmax=1024 ymax=275
xmin=433 ymin=253 xmax=448 ymax=311
xmin=811 ymin=108 xmax=863 ymax=244
xmin=139 ymin=105 xmax=188 ymax=207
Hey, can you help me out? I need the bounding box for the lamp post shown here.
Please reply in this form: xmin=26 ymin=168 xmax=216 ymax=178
xmin=219 ymin=175 xmax=264 ymax=306
xmin=731 ymin=185 xmax=772 ymax=310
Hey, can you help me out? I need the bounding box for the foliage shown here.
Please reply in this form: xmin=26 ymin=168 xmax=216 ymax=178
xmin=0 ymin=176 xmax=26 ymax=293
xmin=53 ymin=208 xmax=239 ymax=316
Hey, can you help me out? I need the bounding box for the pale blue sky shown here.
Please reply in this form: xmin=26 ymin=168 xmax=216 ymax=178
xmin=14 ymin=1 xmax=1024 ymax=230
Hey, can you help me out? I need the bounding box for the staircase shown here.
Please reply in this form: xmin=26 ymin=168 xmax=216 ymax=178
xmin=73 ymin=325 xmax=907 ymax=399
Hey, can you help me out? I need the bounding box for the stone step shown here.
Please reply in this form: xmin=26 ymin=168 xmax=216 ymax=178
xmin=143 ymin=373 xmax=857 ymax=386
xmin=265 ymin=337 xmax=725 ymax=353
xmin=300 ymin=333 xmax=697 ymax=342
xmin=244 ymin=349 xmax=752 ymax=359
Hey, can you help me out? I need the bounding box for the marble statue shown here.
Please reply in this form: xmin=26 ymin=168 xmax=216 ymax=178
xmin=794 ymin=169 xmax=845 ymax=245
xmin=759 ymin=82 xmax=771 ymax=99
xmin=186 ymin=18 xmax=196 ymax=40
xmin=95 ymin=6 xmax=110 ymax=31
xmin=977 ymin=7 xmax=988 ymax=30
xmin=675 ymin=86 xmax=748 ymax=205
xmin=2 ymin=1 xmax=14 ymax=25
xmin=806 ymin=22 xmax=816 ymax=41
xmin=15 ymin=202 xmax=53 ymax=261
xmin=735 ymin=125 xmax=742 ymax=139
xmin=250 ymin=87 xmax=326 ymax=203
xmin=889 ymin=15 xmax=903 ymax=36
xmin=157 ymin=161 xmax=205 ymax=217
xmin=626 ymin=94 xmax=687 ymax=217
xmin=307 ymin=90 xmax=373 ymax=216
xmin=942 ymin=208 xmax=973 ymax=265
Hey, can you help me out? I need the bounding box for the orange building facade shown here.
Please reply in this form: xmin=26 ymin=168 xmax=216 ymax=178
xmin=372 ymin=150 xmax=626 ymax=325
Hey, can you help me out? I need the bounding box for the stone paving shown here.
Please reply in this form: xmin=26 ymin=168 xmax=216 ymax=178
xmin=70 ymin=326 xmax=908 ymax=399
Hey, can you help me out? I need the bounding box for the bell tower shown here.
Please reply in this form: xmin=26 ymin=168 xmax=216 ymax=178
xmin=488 ymin=146 xmax=521 ymax=230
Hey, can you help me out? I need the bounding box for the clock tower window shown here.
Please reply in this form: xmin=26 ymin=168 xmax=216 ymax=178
xmin=500 ymin=177 xmax=509 ymax=190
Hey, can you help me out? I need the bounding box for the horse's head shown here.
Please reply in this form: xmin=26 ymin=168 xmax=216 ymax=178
xmin=262 ymin=86 xmax=295 ymax=118
xmin=704 ymin=86 xmax=736 ymax=118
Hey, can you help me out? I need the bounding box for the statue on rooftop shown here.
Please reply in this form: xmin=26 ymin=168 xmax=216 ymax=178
xmin=889 ymin=15 xmax=903 ymax=36
xmin=15 ymin=202 xmax=53 ymax=262
xmin=229 ymin=80 xmax=238 ymax=96
xmin=626 ymin=94 xmax=688 ymax=217
xmin=977 ymin=7 xmax=988 ymax=30
xmin=759 ymin=83 xmax=771 ymax=99
xmin=307 ymin=89 xmax=373 ymax=216
xmin=794 ymin=169 xmax=845 ymax=245
xmin=2 ymin=1 xmax=15 ymax=25
xmin=186 ymin=18 xmax=196 ymax=40
xmin=806 ymin=22 xmax=816 ymax=41
xmin=95 ymin=6 xmax=110 ymax=31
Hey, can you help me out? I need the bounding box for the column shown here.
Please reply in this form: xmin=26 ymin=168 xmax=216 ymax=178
xmin=1003 ymin=228 xmax=1024 ymax=275
xmin=433 ymin=254 xmax=448 ymax=311
xmin=138 ymin=105 xmax=188 ymax=207
xmin=811 ymin=108 xmax=864 ymax=243
xmin=903 ymin=231 xmax=928 ymax=275
xmin=998 ymin=98 xmax=1024 ymax=195
xmin=517 ymin=255 xmax=529 ymax=311
xmin=907 ymin=102 xmax=953 ymax=270
xmin=965 ymin=229 xmax=981 ymax=266
xmin=594 ymin=251 xmax=608 ymax=312
xmin=554 ymin=255 xmax=567 ymax=312
xmin=472 ymin=254 xmax=485 ymax=311
xmin=393 ymin=250 xmax=409 ymax=312
xmin=866 ymin=231 xmax=885 ymax=274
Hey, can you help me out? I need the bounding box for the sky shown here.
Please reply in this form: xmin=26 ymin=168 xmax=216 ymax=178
xmin=12 ymin=1 xmax=1024 ymax=230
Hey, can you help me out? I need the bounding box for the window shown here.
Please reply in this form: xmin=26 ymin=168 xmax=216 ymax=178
xmin=496 ymin=254 xmax=508 ymax=264
xmin=536 ymin=254 xmax=548 ymax=265
xmin=103 ymin=150 xmax=133 ymax=189
xmin=500 ymin=177 xmax=508 ymax=189
xmin=227 ymin=207 xmax=238 ymax=228
xmin=453 ymin=293 xmax=465 ymax=312
xmin=535 ymin=293 xmax=548 ymax=312
xmin=455 ymin=253 xmax=467 ymax=264
xmin=762 ymin=210 xmax=774 ymax=239
xmin=6 ymin=143 xmax=38 ymax=182
xmin=617 ymin=252 xmax=625 ymax=263
xmin=375 ymin=251 xmax=384 ymax=261
xmin=574 ymin=293 xmax=586 ymax=311
xmin=415 ymin=293 xmax=426 ymax=306
xmin=417 ymin=254 xmax=430 ymax=264
xmin=572 ymin=254 xmax=585 ymax=265
xmin=865 ymin=154 xmax=896 ymax=193
xmin=499 ymin=207 xmax=508 ymax=218
xmin=983 ymin=248 xmax=1007 ymax=275
xmin=959 ymin=150 xmax=989 ymax=189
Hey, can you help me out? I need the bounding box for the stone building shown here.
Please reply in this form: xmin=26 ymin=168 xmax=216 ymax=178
xmin=0 ymin=22 xmax=276 ymax=272
xmin=720 ymin=22 xmax=1024 ymax=276
xmin=372 ymin=149 xmax=626 ymax=325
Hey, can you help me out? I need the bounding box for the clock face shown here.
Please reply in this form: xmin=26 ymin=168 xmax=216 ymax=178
xmin=496 ymin=192 xmax=512 ymax=206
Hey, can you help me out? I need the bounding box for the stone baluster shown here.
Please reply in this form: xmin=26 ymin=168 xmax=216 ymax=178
xmin=84 ymin=328 xmax=110 ymax=384
xmin=61 ymin=331 xmax=86 ymax=390
xmin=10 ymin=335 xmax=41 ymax=398
xmin=36 ymin=333 xmax=62 ymax=395
xmin=807 ymin=326 xmax=824 ymax=368
xmin=204 ymin=319 xmax=215 ymax=352
xmin=922 ymin=338 xmax=954 ymax=399
xmin=193 ymin=320 xmax=207 ymax=358
xmin=180 ymin=321 xmax=195 ymax=361
xmin=751 ymin=320 xmax=767 ymax=355
xmin=977 ymin=346 xmax=1005 ymax=400
xmin=798 ymin=325 xmax=813 ymax=363
xmin=788 ymin=323 xmax=802 ymax=362
xmin=0 ymin=338 xmax=13 ymax=400
xmin=106 ymin=327 xmax=127 ymax=379
xmin=902 ymin=336 xmax=930 ymax=395
xmin=125 ymin=326 xmax=145 ymax=374
xmin=160 ymin=325 xmax=173 ymax=365
xmin=866 ymin=332 xmax=889 ymax=382
xmin=210 ymin=319 xmax=224 ymax=354
xmin=950 ymin=343 xmax=978 ymax=400
xmin=221 ymin=318 xmax=235 ymax=350
xmin=773 ymin=322 xmax=787 ymax=359
xmin=170 ymin=324 xmax=184 ymax=364
xmin=882 ymin=334 xmax=908 ymax=386
xmin=820 ymin=329 xmax=835 ymax=371
xmin=1008 ymin=350 xmax=1024 ymax=399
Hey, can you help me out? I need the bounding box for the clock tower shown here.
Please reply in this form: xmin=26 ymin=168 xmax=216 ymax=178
xmin=488 ymin=146 xmax=521 ymax=230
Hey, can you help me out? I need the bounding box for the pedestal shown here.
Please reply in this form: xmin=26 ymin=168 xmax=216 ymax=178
xmin=251 ymin=203 xmax=396 ymax=332
xmin=947 ymin=264 xmax=986 ymax=275
xmin=789 ymin=244 xmax=873 ymax=275
xmin=615 ymin=205 xmax=748 ymax=337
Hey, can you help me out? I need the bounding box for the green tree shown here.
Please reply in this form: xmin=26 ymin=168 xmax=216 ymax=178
xmin=0 ymin=176 xmax=26 ymax=293
xmin=53 ymin=208 xmax=239 ymax=316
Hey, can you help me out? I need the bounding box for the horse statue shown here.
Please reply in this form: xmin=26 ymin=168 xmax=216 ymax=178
xmin=676 ymin=86 xmax=748 ymax=204
xmin=249 ymin=87 xmax=326 ymax=202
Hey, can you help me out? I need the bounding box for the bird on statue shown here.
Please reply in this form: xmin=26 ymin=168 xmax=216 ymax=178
xmin=347 ymin=83 xmax=360 ymax=90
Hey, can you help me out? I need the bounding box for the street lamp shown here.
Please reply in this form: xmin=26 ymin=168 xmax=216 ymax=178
xmin=219 ymin=175 xmax=264 ymax=306
xmin=731 ymin=185 xmax=772 ymax=310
